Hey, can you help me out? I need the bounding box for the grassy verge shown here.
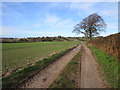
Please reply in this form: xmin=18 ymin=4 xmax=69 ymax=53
xmin=88 ymin=44 xmax=118 ymax=88
xmin=49 ymin=50 xmax=81 ymax=88
xmin=2 ymin=45 xmax=78 ymax=88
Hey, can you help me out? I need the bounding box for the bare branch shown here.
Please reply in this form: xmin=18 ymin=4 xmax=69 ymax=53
xmin=72 ymin=13 xmax=107 ymax=39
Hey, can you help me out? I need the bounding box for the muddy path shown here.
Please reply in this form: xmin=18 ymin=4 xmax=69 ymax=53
xmin=20 ymin=44 xmax=81 ymax=88
xmin=80 ymin=44 xmax=106 ymax=88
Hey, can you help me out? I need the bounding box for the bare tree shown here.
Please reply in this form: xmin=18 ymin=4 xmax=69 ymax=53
xmin=73 ymin=13 xmax=107 ymax=40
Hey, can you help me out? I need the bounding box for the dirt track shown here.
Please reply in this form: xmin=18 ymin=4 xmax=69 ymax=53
xmin=20 ymin=43 xmax=106 ymax=88
xmin=20 ymin=44 xmax=81 ymax=88
xmin=80 ymin=44 xmax=105 ymax=88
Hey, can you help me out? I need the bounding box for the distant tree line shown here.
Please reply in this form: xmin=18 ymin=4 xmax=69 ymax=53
xmin=1 ymin=36 xmax=87 ymax=43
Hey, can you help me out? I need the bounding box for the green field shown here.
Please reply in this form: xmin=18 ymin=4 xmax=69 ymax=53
xmin=2 ymin=41 xmax=80 ymax=75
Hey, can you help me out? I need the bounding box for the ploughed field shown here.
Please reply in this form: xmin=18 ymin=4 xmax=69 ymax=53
xmin=2 ymin=41 xmax=80 ymax=75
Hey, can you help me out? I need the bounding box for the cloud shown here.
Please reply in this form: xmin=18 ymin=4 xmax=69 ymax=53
xmin=2 ymin=3 xmax=23 ymax=17
xmin=100 ymin=9 xmax=118 ymax=18
xmin=107 ymin=22 xmax=118 ymax=29
xmin=1 ymin=2 xmax=118 ymax=37
xmin=46 ymin=2 xmax=61 ymax=8
xmin=2 ymin=3 xmax=25 ymax=26
xmin=69 ymin=2 xmax=95 ymax=10
xmin=43 ymin=14 xmax=76 ymax=29
xmin=44 ymin=14 xmax=60 ymax=24
xmin=2 ymin=25 xmax=42 ymax=31
xmin=1 ymin=0 xmax=119 ymax=2
xmin=0 ymin=3 xmax=2 ymax=16
xmin=1 ymin=26 xmax=55 ymax=37
xmin=69 ymin=2 xmax=118 ymax=19
xmin=33 ymin=24 xmax=41 ymax=28
xmin=54 ymin=18 xmax=75 ymax=29
xmin=2 ymin=26 xmax=30 ymax=30
xmin=46 ymin=2 xmax=69 ymax=9
xmin=99 ymin=21 xmax=118 ymax=37
xmin=69 ymin=2 xmax=99 ymax=17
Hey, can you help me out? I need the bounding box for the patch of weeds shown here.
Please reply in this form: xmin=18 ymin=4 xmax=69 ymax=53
xmin=69 ymin=61 xmax=78 ymax=65
xmin=51 ymin=77 xmax=76 ymax=88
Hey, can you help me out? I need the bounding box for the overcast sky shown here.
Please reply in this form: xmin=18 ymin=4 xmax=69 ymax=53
xmin=1 ymin=2 xmax=118 ymax=38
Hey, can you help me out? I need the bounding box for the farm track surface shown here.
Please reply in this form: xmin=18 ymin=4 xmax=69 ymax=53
xmin=20 ymin=44 xmax=81 ymax=88
xmin=20 ymin=43 xmax=106 ymax=88
xmin=80 ymin=44 xmax=106 ymax=88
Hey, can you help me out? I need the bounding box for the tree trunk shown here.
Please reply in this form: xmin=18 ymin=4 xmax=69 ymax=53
xmin=89 ymin=29 xmax=92 ymax=40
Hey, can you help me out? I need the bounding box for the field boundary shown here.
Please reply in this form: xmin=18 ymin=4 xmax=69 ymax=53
xmin=2 ymin=44 xmax=80 ymax=88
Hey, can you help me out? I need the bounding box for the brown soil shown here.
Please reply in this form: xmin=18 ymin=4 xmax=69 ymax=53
xmin=19 ymin=44 xmax=81 ymax=88
xmin=80 ymin=44 xmax=106 ymax=88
